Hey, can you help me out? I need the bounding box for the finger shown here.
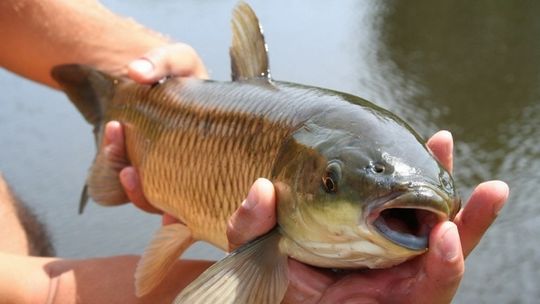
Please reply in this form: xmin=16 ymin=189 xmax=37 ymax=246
xmin=226 ymin=178 xmax=277 ymax=251
xmin=426 ymin=130 xmax=453 ymax=172
xmin=105 ymin=121 xmax=157 ymax=213
xmin=284 ymin=260 xmax=341 ymax=304
xmin=415 ymin=221 xmax=464 ymax=304
xmin=104 ymin=121 xmax=124 ymax=147
xmin=119 ymin=167 xmax=161 ymax=214
xmin=128 ymin=43 xmax=208 ymax=83
xmin=454 ymin=180 xmax=509 ymax=257
xmin=103 ymin=121 xmax=128 ymax=164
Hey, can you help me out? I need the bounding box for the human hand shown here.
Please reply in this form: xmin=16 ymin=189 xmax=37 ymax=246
xmin=127 ymin=43 xmax=208 ymax=83
xmin=226 ymin=130 xmax=509 ymax=304
xmin=102 ymin=43 xmax=207 ymax=213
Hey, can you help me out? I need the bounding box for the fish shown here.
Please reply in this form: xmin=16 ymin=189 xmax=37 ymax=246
xmin=51 ymin=2 xmax=461 ymax=303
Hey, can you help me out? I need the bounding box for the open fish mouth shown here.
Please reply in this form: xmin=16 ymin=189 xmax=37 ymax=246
xmin=369 ymin=188 xmax=453 ymax=251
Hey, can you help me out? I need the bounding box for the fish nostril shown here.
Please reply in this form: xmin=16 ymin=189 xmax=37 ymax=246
xmin=369 ymin=161 xmax=390 ymax=174
xmin=373 ymin=163 xmax=385 ymax=173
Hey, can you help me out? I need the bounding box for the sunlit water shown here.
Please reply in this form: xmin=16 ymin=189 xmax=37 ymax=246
xmin=1 ymin=1 xmax=538 ymax=302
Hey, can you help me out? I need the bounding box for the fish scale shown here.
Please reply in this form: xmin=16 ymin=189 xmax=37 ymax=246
xmin=108 ymin=79 xmax=294 ymax=248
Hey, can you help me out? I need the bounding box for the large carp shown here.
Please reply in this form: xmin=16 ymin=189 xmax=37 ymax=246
xmin=52 ymin=2 xmax=460 ymax=303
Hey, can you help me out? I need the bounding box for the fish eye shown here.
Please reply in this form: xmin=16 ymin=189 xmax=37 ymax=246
xmin=322 ymin=176 xmax=336 ymax=193
xmin=322 ymin=162 xmax=341 ymax=194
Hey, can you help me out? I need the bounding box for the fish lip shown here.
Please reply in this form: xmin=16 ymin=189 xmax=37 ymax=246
xmin=366 ymin=186 xmax=453 ymax=251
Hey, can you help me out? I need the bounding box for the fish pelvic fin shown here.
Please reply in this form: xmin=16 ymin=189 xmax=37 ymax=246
xmin=135 ymin=223 xmax=194 ymax=297
xmin=174 ymin=228 xmax=288 ymax=304
xmin=51 ymin=64 xmax=128 ymax=212
xmin=230 ymin=2 xmax=272 ymax=82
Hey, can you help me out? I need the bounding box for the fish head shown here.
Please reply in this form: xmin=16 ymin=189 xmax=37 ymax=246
xmin=272 ymin=95 xmax=461 ymax=269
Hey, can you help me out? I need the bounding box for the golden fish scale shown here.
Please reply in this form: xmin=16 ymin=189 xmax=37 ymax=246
xmin=108 ymin=81 xmax=291 ymax=249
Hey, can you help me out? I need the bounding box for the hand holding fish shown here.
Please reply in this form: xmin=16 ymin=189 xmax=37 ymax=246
xmin=225 ymin=131 xmax=509 ymax=304
xmin=102 ymin=45 xmax=208 ymax=214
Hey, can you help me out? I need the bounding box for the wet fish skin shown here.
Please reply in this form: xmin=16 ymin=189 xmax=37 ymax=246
xmin=105 ymin=78 xmax=318 ymax=248
xmin=51 ymin=2 xmax=460 ymax=303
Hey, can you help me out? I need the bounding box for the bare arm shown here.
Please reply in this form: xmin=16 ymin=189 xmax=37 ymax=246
xmin=0 ymin=252 xmax=213 ymax=304
xmin=0 ymin=0 xmax=206 ymax=209
xmin=0 ymin=0 xmax=198 ymax=88
xmin=0 ymin=2 xmax=211 ymax=303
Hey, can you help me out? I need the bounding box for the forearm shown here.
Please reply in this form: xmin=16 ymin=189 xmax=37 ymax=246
xmin=0 ymin=253 xmax=54 ymax=304
xmin=0 ymin=253 xmax=212 ymax=304
xmin=0 ymin=175 xmax=30 ymax=256
xmin=0 ymin=0 xmax=169 ymax=88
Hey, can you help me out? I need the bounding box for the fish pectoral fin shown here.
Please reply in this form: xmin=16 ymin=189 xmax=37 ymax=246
xmin=174 ymin=228 xmax=288 ymax=304
xmin=135 ymin=223 xmax=194 ymax=297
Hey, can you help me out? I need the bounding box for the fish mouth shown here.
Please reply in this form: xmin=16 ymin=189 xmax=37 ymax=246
xmin=368 ymin=187 xmax=454 ymax=251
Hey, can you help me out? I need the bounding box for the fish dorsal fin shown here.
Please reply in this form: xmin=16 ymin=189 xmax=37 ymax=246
xmin=230 ymin=2 xmax=271 ymax=82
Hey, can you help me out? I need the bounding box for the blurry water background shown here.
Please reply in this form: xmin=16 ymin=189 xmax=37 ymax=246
xmin=1 ymin=1 xmax=538 ymax=302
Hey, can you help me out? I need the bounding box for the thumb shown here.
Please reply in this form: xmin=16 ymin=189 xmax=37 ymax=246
xmin=226 ymin=178 xmax=277 ymax=251
xmin=128 ymin=43 xmax=208 ymax=83
xmin=417 ymin=221 xmax=464 ymax=304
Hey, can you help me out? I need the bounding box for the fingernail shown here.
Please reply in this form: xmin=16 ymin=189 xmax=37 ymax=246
xmin=493 ymin=181 xmax=509 ymax=216
xmin=129 ymin=59 xmax=154 ymax=76
xmin=437 ymin=223 xmax=459 ymax=262
xmin=241 ymin=183 xmax=258 ymax=210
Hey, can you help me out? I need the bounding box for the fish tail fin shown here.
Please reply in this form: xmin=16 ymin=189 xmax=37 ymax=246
xmin=51 ymin=64 xmax=112 ymax=137
xmin=230 ymin=1 xmax=272 ymax=82
xmin=51 ymin=64 xmax=128 ymax=213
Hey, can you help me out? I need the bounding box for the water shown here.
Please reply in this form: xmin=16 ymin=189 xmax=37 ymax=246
xmin=1 ymin=0 xmax=538 ymax=302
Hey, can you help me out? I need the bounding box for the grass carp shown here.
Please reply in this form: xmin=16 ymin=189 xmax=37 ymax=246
xmin=52 ymin=2 xmax=460 ymax=303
